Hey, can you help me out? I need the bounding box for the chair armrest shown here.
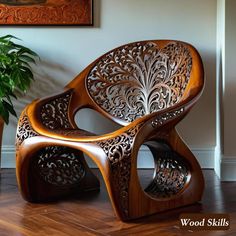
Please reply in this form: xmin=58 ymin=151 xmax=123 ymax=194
xmin=16 ymin=89 xmax=76 ymax=148
xmin=32 ymin=103 xmax=185 ymax=142
xmin=29 ymin=88 xmax=76 ymax=130
xmin=20 ymin=85 xmax=200 ymax=146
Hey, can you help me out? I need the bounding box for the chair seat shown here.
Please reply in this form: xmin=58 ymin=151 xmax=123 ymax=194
xmin=52 ymin=128 xmax=96 ymax=137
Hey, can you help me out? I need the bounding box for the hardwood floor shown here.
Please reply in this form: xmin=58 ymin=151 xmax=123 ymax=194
xmin=0 ymin=169 xmax=236 ymax=236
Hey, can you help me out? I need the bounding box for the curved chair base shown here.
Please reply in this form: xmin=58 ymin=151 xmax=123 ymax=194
xmin=17 ymin=146 xmax=100 ymax=202
xmin=16 ymin=130 xmax=204 ymax=222
xmin=102 ymin=129 xmax=204 ymax=221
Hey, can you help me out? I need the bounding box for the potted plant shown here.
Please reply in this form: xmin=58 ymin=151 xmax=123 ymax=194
xmin=0 ymin=34 xmax=38 ymax=166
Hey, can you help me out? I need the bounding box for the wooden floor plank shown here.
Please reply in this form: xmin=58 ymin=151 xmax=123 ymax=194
xmin=0 ymin=169 xmax=236 ymax=235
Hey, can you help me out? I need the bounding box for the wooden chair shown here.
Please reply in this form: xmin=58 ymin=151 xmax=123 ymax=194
xmin=15 ymin=40 xmax=204 ymax=221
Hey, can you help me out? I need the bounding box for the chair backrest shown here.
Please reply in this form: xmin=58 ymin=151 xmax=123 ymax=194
xmin=67 ymin=40 xmax=204 ymax=126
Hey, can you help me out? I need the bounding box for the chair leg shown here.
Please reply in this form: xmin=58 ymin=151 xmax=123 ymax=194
xmin=16 ymin=145 xmax=100 ymax=202
xmin=167 ymin=128 xmax=205 ymax=201
xmin=144 ymin=141 xmax=190 ymax=199
xmin=104 ymin=155 xmax=132 ymax=220
xmin=108 ymin=128 xmax=205 ymax=221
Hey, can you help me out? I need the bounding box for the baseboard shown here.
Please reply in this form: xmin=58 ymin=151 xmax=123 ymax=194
xmin=1 ymin=145 xmax=215 ymax=169
xmin=214 ymin=145 xmax=221 ymax=178
xmin=1 ymin=145 xmax=15 ymax=168
xmin=220 ymin=157 xmax=236 ymax=181
xmin=191 ymin=147 xmax=215 ymax=169
xmin=136 ymin=146 xmax=215 ymax=169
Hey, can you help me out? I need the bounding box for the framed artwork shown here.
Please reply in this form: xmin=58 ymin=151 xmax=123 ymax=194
xmin=0 ymin=0 xmax=93 ymax=25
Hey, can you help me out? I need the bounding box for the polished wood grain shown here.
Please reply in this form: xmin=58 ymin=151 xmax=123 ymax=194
xmin=0 ymin=169 xmax=235 ymax=236
xmin=15 ymin=40 xmax=204 ymax=221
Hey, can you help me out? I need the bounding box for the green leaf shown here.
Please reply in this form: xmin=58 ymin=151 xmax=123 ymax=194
xmin=0 ymin=101 xmax=9 ymax=124
xmin=15 ymin=46 xmax=38 ymax=57
xmin=3 ymin=100 xmax=17 ymax=117
xmin=20 ymin=66 xmax=34 ymax=79
xmin=7 ymin=90 xmax=17 ymax=99
xmin=11 ymin=69 xmax=27 ymax=92
xmin=0 ymin=34 xmax=20 ymax=41
xmin=19 ymin=54 xmax=36 ymax=64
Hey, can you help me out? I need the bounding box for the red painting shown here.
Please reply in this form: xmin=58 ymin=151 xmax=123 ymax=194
xmin=0 ymin=0 xmax=93 ymax=25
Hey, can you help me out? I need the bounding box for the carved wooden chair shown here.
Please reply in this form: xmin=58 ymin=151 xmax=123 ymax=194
xmin=16 ymin=40 xmax=204 ymax=221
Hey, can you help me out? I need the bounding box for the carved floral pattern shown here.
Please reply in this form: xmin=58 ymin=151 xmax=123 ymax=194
xmin=40 ymin=91 xmax=73 ymax=130
xmin=36 ymin=146 xmax=86 ymax=186
xmin=145 ymin=150 xmax=189 ymax=198
xmin=97 ymin=124 xmax=142 ymax=217
xmin=151 ymin=107 xmax=184 ymax=128
xmin=0 ymin=0 xmax=92 ymax=25
xmin=16 ymin=112 xmax=38 ymax=147
xmin=87 ymin=41 xmax=192 ymax=122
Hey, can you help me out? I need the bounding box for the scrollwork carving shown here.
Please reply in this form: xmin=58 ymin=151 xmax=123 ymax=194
xmin=151 ymin=107 xmax=184 ymax=128
xmin=40 ymin=91 xmax=73 ymax=130
xmin=36 ymin=146 xmax=86 ymax=187
xmin=87 ymin=41 xmax=192 ymax=122
xmin=145 ymin=151 xmax=189 ymax=198
xmin=16 ymin=113 xmax=38 ymax=147
xmin=97 ymin=124 xmax=142 ymax=217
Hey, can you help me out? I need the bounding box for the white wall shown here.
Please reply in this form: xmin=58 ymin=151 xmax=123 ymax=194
xmin=219 ymin=0 xmax=236 ymax=180
xmin=1 ymin=0 xmax=217 ymax=167
xmin=224 ymin=0 xmax=236 ymax=156
xmin=215 ymin=0 xmax=225 ymax=177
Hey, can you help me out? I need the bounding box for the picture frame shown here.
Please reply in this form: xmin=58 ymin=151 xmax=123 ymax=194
xmin=0 ymin=0 xmax=93 ymax=26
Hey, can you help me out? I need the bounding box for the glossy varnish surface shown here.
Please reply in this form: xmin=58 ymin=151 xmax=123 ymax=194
xmin=15 ymin=40 xmax=205 ymax=221
xmin=0 ymin=169 xmax=235 ymax=236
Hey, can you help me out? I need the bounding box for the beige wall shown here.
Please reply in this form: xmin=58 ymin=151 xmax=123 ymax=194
xmin=215 ymin=0 xmax=225 ymax=177
xmin=224 ymin=0 xmax=236 ymax=156
xmin=1 ymin=0 xmax=217 ymax=161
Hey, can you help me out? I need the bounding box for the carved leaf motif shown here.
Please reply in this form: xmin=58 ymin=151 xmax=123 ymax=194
xmin=145 ymin=151 xmax=189 ymax=198
xmin=40 ymin=91 xmax=73 ymax=130
xmin=16 ymin=113 xmax=38 ymax=147
xmin=97 ymin=124 xmax=142 ymax=217
xmin=36 ymin=146 xmax=86 ymax=186
xmin=87 ymin=42 xmax=192 ymax=122
xmin=151 ymin=107 xmax=184 ymax=128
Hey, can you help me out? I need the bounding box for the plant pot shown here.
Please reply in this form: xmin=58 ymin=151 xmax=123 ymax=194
xmin=0 ymin=117 xmax=3 ymax=170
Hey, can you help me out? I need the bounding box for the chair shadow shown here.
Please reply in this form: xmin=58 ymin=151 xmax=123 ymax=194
xmin=11 ymin=59 xmax=73 ymax=127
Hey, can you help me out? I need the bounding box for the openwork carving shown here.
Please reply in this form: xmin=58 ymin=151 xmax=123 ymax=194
xmin=87 ymin=41 xmax=192 ymax=122
xmin=40 ymin=91 xmax=73 ymax=130
xmin=98 ymin=124 xmax=142 ymax=216
xmin=145 ymin=151 xmax=189 ymax=198
xmin=16 ymin=113 xmax=38 ymax=147
xmin=151 ymin=107 xmax=184 ymax=128
xmin=36 ymin=146 xmax=85 ymax=186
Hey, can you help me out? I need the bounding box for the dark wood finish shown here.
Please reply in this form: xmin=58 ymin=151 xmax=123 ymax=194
xmin=0 ymin=169 xmax=236 ymax=235
xmin=15 ymin=40 xmax=204 ymax=221
xmin=0 ymin=0 xmax=93 ymax=25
